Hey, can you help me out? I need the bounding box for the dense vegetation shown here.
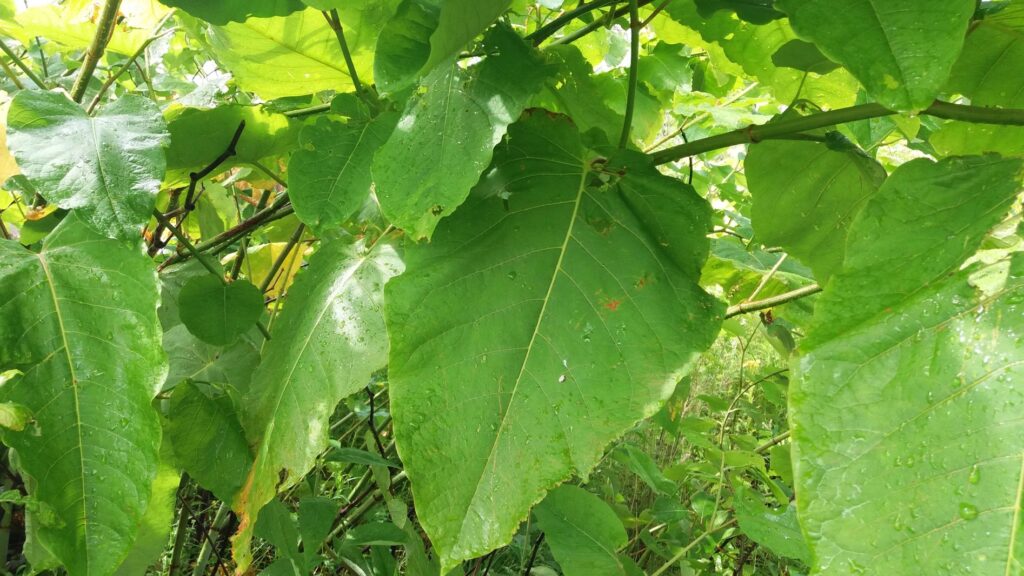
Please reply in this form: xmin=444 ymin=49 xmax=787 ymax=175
xmin=0 ymin=0 xmax=1022 ymax=574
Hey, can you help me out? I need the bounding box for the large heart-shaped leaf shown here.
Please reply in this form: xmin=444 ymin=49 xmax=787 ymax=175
xmin=386 ymin=111 xmax=721 ymax=570
xmin=776 ymin=0 xmax=975 ymax=111
xmin=6 ymin=91 xmax=168 ymax=240
xmin=0 ymin=214 xmax=165 ymax=576
xmin=791 ymin=155 xmax=1024 ymax=574
xmin=372 ymin=25 xmax=552 ymax=240
xmin=746 ymin=135 xmax=885 ymax=282
xmin=231 ymin=236 xmax=404 ymax=570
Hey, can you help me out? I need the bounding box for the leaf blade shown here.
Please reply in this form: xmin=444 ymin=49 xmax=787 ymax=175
xmin=0 ymin=214 xmax=165 ymax=576
xmin=7 ymin=92 xmax=168 ymax=240
xmin=777 ymin=0 xmax=974 ymax=110
xmin=231 ymin=237 xmax=404 ymax=570
xmin=386 ymin=112 xmax=721 ymax=570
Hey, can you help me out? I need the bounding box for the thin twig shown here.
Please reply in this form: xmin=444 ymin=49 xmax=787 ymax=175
xmin=153 ymin=209 xmax=224 ymax=279
xmin=745 ymin=253 xmax=787 ymax=303
xmin=0 ymin=56 xmax=24 ymax=90
xmin=618 ymin=0 xmax=639 ymax=149
xmin=70 ymin=0 xmax=123 ymax=103
xmin=523 ymin=533 xmax=545 ymax=576
xmin=725 ymin=283 xmax=822 ymax=318
xmin=323 ymin=9 xmax=366 ymax=99
xmin=365 ymin=388 xmax=387 ymax=456
xmin=549 ymin=0 xmax=654 ymax=46
xmin=526 ymin=0 xmax=617 ymax=45
xmin=87 ymin=11 xmax=176 ymax=113
xmin=0 ymin=37 xmax=45 ymax=89
xmin=155 ymin=119 xmax=246 ymax=252
xmin=258 ymin=223 xmax=305 ymax=293
xmin=157 ymin=200 xmax=294 ymax=271
xmin=650 ymin=518 xmax=738 ymax=576
xmin=283 ymin=102 xmax=331 ymax=118
xmin=184 ymin=121 xmax=247 ymax=211
xmin=651 ymin=100 xmax=1024 ymax=165
xmin=754 ymin=430 xmax=791 ymax=454
xmin=639 ymin=0 xmax=673 ymax=28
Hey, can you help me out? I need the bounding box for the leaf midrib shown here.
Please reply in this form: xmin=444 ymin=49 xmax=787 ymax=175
xmin=36 ymin=252 xmax=90 ymax=574
xmin=454 ymin=157 xmax=589 ymax=548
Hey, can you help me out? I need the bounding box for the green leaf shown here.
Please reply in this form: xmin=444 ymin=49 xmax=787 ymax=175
xmin=7 ymin=91 xmax=168 ymax=240
xmin=177 ymin=276 xmax=264 ymax=346
xmin=346 ymin=522 xmax=410 ymax=546
xmin=791 ymin=156 xmax=1024 ymax=574
xmin=638 ymin=42 xmax=693 ymax=95
xmin=694 ymin=0 xmax=785 ymax=24
xmin=931 ymin=3 xmax=1024 ymax=157
xmin=163 ymin=105 xmax=299 ymax=185
xmin=298 ymin=497 xmax=338 ymax=565
xmin=374 ymin=0 xmax=441 ymax=95
xmin=386 ymin=112 xmax=721 ymax=570
xmin=166 ymin=381 xmax=252 ymax=502
xmin=205 ymin=9 xmax=374 ymax=99
xmin=158 ymin=0 xmax=304 ymax=24
xmin=232 ymin=237 xmax=404 ymax=570
xmin=770 ymin=39 xmax=840 ymax=74
xmin=776 ymin=0 xmax=974 ymax=111
xmin=612 ymin=444 xmax=676 ymax=495
xmin=162 ymin=324 xmax=261 ymax=392
xmin=327 ymin=447 xmax=400 ymax=468
xmin=662 ymin=1 xmax=860 ymax=107
xmin=733 ymin=485 xmax=809 ymax=562
xmin=807 ymin=156 xmax=1022 ymax=343
xmin=534 ymin=485 xmax=636 ymax=576
xmin=538 ymin=45 xmax=623 ymax=141
xmin=0 ymin=214 xmax=165 ymax=576
xmin=253 ymin=498 xmax=300 ymax=561
xmin=0 ymin=401 xmax=31 ymax=431
xmin=373 ymin=26 xmax=552 ymax=240
xmin=288 ymin=112 xmax=399 ymax=233
xmin=745 ymin=137 xmax=885 ymax=282
xmin=114 ymin=441 xmax=181 ymax=576
xmin=421 ymin=0 xmax=511 ymax=74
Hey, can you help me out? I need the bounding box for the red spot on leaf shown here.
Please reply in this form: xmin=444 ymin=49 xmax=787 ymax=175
xmin=604 ymin=299 xmax=622 ymax=312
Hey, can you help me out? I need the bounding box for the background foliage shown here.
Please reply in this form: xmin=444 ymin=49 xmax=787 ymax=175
xmin=0 ymin=0 xmax=1022 ymax=575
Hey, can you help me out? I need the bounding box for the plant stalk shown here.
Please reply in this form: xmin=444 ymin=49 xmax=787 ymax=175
xmin=725 ymin=283 xmax=822 ymax=318
xmin=650 ymin=518 xmax=738 ymax=576
xmin=527 ymin=0 xmax=617 ymax=45
xmin=167 ymin=475 xmax=192 ymax=576
xmin=651 ymin=101 xmax=1024 ymax=165
xmin=70 ymin=0 xmax=123 ymax=103
xmin=618 ymin=0 xmax=640 ymax=149
xmin=549 ymin=0 xmax=654 ymax=46
xmin=324 ymin=9 xmax=366 ymax=100
xmin=258 ymin=223 xmax=305 ymax=293
xmin=191 ymin=502 xmax=231 ymax=576
xmin=87 ymin=10 xmax=176 ymax=113
xmin=0 ymin=37 xmax=45 ymax=89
